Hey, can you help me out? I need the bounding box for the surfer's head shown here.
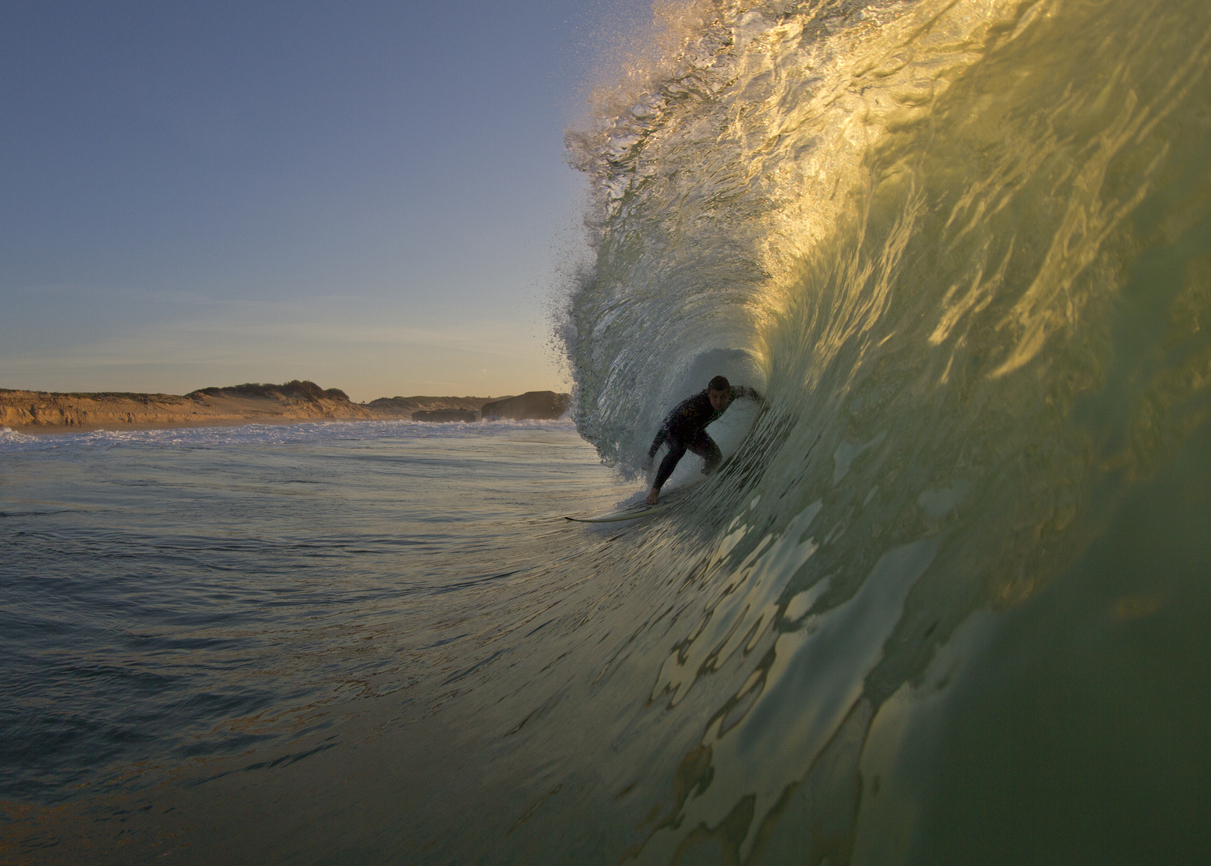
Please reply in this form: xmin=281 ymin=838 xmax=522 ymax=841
xmin=707 ymin=375 xmax=731 ymax=411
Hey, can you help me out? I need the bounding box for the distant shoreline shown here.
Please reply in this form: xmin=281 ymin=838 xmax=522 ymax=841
xmin=0 ymin=381 xmax=570 ymax=435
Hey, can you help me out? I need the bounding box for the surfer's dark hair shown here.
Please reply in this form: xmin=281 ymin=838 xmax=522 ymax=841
xmin=708 ymin=375 xmax=730 ymax=392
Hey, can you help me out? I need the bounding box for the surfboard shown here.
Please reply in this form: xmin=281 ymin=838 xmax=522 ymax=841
xmin=565 ymin=500 xmax=674 ymax=523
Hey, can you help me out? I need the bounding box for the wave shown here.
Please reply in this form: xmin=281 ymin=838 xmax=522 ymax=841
xmin=0 ymin=418 xmax=579 ymax=454
xmin=560 ymin=0 xmax=1211 ymax=860
xmin=7 ymin=2 xmax=1209 ymax=861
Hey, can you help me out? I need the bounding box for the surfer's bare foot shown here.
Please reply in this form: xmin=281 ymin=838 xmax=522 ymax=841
xmin=646 ymin=488 xmax=659 ymax=506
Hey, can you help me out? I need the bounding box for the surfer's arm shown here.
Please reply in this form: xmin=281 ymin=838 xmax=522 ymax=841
xmin=648 ymin=424 xmax=669 ymax=459
xmin=646 ymin=394 xmax=696 ymax=467
xmin=644 ymin=425 xmax=669 ymax=470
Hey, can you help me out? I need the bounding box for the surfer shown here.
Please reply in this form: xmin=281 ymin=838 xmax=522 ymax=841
xmin=642 ymin=375 xmax=763 ymax=505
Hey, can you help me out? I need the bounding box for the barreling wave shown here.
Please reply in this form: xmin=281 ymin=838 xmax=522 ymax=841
xmin=559 ymin=0 xmax=1211 ymax=861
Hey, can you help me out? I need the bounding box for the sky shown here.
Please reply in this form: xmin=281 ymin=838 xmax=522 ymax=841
xmin=0 ymin=0 xmax=652 ymax=402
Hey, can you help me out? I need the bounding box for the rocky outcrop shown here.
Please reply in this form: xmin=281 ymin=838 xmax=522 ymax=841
xmin=480 ymin=391 xmax=571 ymax=421
xmin=189 ymin=380 xmax=352 ymax=403
xmin=367 ymin=395 xmax=489 ymax=416
xmin=412 ymin=409 xmax=479 ymax=423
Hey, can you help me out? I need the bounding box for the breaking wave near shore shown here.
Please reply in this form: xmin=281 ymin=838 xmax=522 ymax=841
xmin=4 ymin=1 xmax=1211 ymax=863
xmin=559 ymin=0 xmax=1211 ymax=861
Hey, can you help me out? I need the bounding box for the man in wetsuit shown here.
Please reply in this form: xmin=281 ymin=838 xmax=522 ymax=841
xmin=643 ymin=375 xmax=763 ymax=505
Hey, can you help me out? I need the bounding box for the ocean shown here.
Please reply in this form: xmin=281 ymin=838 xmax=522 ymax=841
xmin=5 ymin=0 xmax=1211 ymax=862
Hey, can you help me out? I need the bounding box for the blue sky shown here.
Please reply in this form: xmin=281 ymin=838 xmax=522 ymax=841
xmin=1 ymin=1 xmax=651 ymax=401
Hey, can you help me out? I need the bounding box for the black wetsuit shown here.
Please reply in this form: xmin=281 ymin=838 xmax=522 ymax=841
xmin=647 ymin=386 xmax=761 ymax=493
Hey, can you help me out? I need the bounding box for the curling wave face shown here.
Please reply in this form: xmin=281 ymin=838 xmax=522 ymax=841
xmin=560 ymin=0 xmax=1211 ymax=861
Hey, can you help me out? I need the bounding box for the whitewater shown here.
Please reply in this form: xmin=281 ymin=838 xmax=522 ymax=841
xmin=4 ymin=0 xmax=1211 ymax=862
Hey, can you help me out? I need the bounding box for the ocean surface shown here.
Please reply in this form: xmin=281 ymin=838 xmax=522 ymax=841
xmin=6 ymin=0 xmax=1211 ymax=862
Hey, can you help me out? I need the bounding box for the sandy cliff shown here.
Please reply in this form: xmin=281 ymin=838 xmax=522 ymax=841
xmin=1 ymin=382 xmax=571 ymax=433
xmin=1 ymin=381 xmax=377 ymax=433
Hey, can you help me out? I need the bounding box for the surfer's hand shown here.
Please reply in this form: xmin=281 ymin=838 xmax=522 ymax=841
xmin=646 ymin=488 xmax=659 ymax=506
xmin=641 ymin=455 xmax=653 ymax=471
